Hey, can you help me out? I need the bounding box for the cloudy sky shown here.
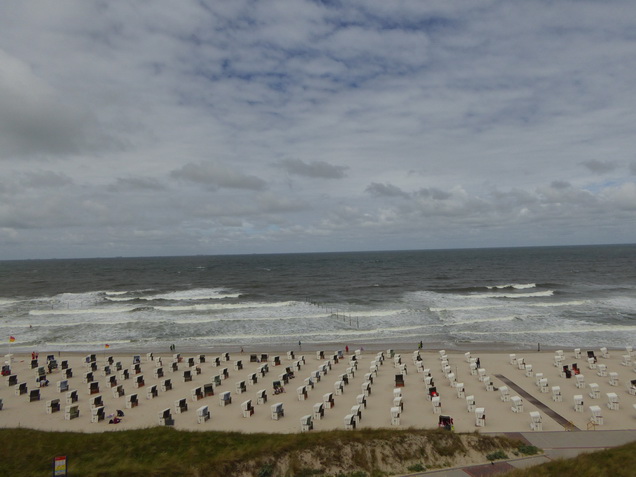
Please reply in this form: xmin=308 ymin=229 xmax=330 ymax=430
xmin=1 ymin=1 xmax=635 ymax=259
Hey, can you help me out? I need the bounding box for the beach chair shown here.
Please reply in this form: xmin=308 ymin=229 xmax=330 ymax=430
xmin=101 ymin=365 xmax=111 ymax=377
xmin=334 ymin=380 xmax=344 ymax=396
xmin=464 ymin=351 xmax=471 ymax=363
xmin=83 ymin=371 xmax=94 ymax=384
xmin=61 ymin=360 xmax=69 ymax=370
xmin=432 ymin=396 xmax=441 ymax=414
xmin=197 ymin=405 xmax=210 ymax=423
xmin=393 ymin=396 xmax=404 ymax=412
xmin=365 ymin=371 xmax=374 ymax=384
xmin=131 ymin=363 xmax=141 ymax=375
xmin=589 ymin=405 xmax=603 ymax=425
xmin=125 ymin=393 xmax=139 ymax=409
xmin=170 ymin=362 xmax=179 ymax=373
xmin=258 ymin=365 xmax=268 ymax=377
xmin=356 ymin=393 xmax=367 ymax=409
xmin=390 ymin=406 xmax=401 ymax=426
xmin=415 ymin=361 xmax=424 ymax=373
xmin=15 ymin=382 xmax=27 ymax=396
xmin=203 ymin=383 xmax=214 ymax=397
xmin=236 ymin=381 xmax=247 ymax=394
xmin=456 ymin=382 xmax=465 ymax=399
xmin=338 ymin=373 xmax=349 ymax=386
xmin=428 ymin=386 xmax=438 ymax=401
xmin=574 ymin=394 xmax=584 ymax=412
xmin=597 ymin=364 xmax=607 ymax=377
xmin=115 ymin=361 xmax=122 ymax=371
xmin=273 ymin=380 xmax=284 ymax=395
xmin=351 ymin=404 xmax=362 ymax=423
xmin=119 ymin=369 xmax=130 ymax=380
xmin=212 ymin=357 xmax=221 ymax=367
xmin=297 ymin=385 xmax=308 ymax=401
xmin=609 ymin=372 xmax=619 ymax=387
xmin=393 ymin=387 xmax=402 ymax=399
xmin=88 ymin=382 xmax=100 ymax=395
xmin=64 ymin=368 xmax=73 ymax=379
xmin=477 ymin=368 xmax=487 ymax=382
xmin=248 ymin=373 xmax=258 ymax=385
xmin=529 ymin=411 xmax=542 ymax=431
xmin=370 ymin=364 xmax=378 ymax=377
xmin=587 ymin=357 xmax=597 ymax=370
xmin=112 ymin=384 xmax=125 ymax=398
xmin=588 ymin=383 xmax=600 ymax=399
xmin=627 ymin=346 xmax=634 ymax=357
xmin=65 ymin=404 xmax=80 ymax=420
xmin=91 ymin=406 xmax=105 ymax=423
xmin=439 ymin=350 xmax=447 ymax=361
xmin=621 ymin=355 xmax=632 ymax=367
xmin=107 ymin=375 xmax=117 ymax=388
xmin=361 ymin=381 xmax=371 ymax=397
xmin=344 ymin=413 xmax=357 ymax=430
xmin=241 ymin=399 xmax=254 ymax=417
xmin=220 ymin=391 xmax=232 ymax=406
xmin=538 ymin=378 xmax=549 ymax=393
xmin=395 ymin=374 xmax=405 ymax=387
xmin=509 ymin=354 xmax=517 ymax=365
xmin=183 ymin=370 xmax=192 ymax=383
xmin=323 ymin=392 xmax=334 ymax=409
xmin=46 ymin=398 xmax=61 ymax=414
xmin=221 ymin=368 xmax=229 ymax=380
xmin=173 ymin=353 xmax=182 ymax=363
xmin=304 ymin=377 xmax=314 ymax=390
xmin=600 ymin=347 xmax=609 ymax=359
xmin=499 ymin=386 xmax=510 ymax=402
xmin=394 ymin=355 xmax=402 ymax=367
xmin=161 ymin=378 xmax=173 ymax=392
xmin=606 ymin=392 xmax=619 ymax=410
xmin=534 ymin=373 xmax=544 ymax=387
xmin=89 ymin=395 xmax=104 ymax=408
xmin=525 ymin=364 xmax=534 ymax=377
xmin=517 ymin=358 xmax=526 ymax=370
xmin=424 ymin=376 xmax=434 ymax=387
xmin=185 ymin=357 xmax=195 ymax=368
xmin=574 ymin=348 xmax=582 ymax=359
xmin=475 ymin=408 xmax=485 ymax=427
xmin=271 ymin=356 xmax=281 ymax=367
xmin=629 ymin=379 xmax=636 ymax=396
xmin=562 ymin=365 xmax=572 ymax=379
xmin=484 ymin=376 xmax=494 ymax=392
xmin=447 ymin=372 xmax=456 ymax=386
xmin=575 ymin=374 xmax=586 ymax=389
xmin=554 ymin=354 xmax=563 ymax=368
xmin=191 ymin=386 xmax=203 ymax=401
xmin=511 ymin=395 xmax=523 ymax=413
xmin=66 ymin=390 xmax=78 ymax=404
xmin=175 ymin=398 xmax=188 ymax=414
xmin=158 ymin=408 xmax=174 ymax=426
xmin=300 ymin=414 xmax=313 ymax=432
xmin=234 ymin=360 xmax=243 ymax=371
xmin=271 ymin=402 xmax=284 ymax=420
xmin=154 ymin=367 xmax=164 ymax=379
xmin=6 ymin=373 xmax=17 ymax=387
xmin=313 ymin=402 xmax=324 ymax=420
xmin=213 ymin=375 xmax=222 ymax=388
xmin=552 ymin=386 xmax=562 ymax=402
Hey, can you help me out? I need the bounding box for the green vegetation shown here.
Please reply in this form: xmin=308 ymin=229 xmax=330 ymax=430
xmin=505 ymin=440 xmax=636 ymax=477
xmin=0 ymin=427 xmax=517 ymax=477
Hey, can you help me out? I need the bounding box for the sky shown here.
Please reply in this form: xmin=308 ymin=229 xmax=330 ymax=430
xmin=1 ymin=0 xmax=636 ymax=260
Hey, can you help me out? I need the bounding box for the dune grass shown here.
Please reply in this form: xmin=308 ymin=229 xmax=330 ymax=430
xmin=0 ymin=427 xmax=517 ymax=477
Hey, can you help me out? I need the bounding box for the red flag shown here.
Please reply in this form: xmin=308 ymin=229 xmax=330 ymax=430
xmin=105 ymin=344 xmax=110 ymax=348
xmin=9 ymin=336 xmax=15 ymax=343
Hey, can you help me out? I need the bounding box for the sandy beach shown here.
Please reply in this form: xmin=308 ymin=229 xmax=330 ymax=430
xmin=1 ymin=345 xmax=635 ymax=435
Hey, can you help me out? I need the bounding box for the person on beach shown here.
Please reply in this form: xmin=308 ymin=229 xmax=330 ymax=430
xmin=345 ymin=345 xmax=349 ymax=353
xmin=476 ymin=358 xmax=481 ymax=368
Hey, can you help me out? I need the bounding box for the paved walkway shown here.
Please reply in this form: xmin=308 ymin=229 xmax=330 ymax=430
xmin=397 ymin=429 xmax=636 ymax=476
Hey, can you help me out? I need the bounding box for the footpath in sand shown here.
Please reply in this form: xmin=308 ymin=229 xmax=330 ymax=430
xmin=1 ymin=346 xmax=636 ymax=435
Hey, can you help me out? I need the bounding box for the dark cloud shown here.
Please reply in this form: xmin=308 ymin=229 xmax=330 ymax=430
xmin=171 ymin=162 xmax=267 ymax=191
xmin=581 ymin=160 xmax=618 ymax=174
xmin=277 ymin=158 xmax=348 ymax=179
xmin=365 ymin=182 xmax=410 ymax=198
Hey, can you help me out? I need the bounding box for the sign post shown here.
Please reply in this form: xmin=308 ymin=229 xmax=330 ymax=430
xmin=53 ymin=456 xmax=67 ymax=476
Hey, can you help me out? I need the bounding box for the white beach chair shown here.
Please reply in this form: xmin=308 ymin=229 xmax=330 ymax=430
xmin=191 ymin=386 xmax=203 ymax=402
xmin=196 ymin=405 xmax=210 ymax=423
xmin=574 ymin=394 xmax=584 ymax=412
xmin=323 ymin=392 xmax=334 ymax=409
xmin=64 ymin=404 xmax=80 ymax=420
xmin=456 ymin=383 xmax=465 ymax=399
xmin=509 ymin=354 xmax=517 ymax=365
xmin=334 ymin=380 xmax=344 ymax=396
xmin=469 ymin=362 xmax=477 ymax=376
xmin=146 ymin=384 xmax=158 ymax=399
xmin=351 ymin=404 xmax=362 ymax=424
xmin=588 ymin=383 xmax=600 ymax=399
xmin=158 ymin=408 xmax=174 ymax=426
xmin=621 ymin=355 xmax=632 ymax=367
xmin=220 ymin=391 xmax=231 ymax=406
xmin=464 ymin=352 xmax=471 ymax=363
xmin=517 ymin=358 xmax=526 ymax=370
xmin=597 ymin=364 xmax=607 ymax=376
xmin=241 ymin=399 xmax=254 ymax=417
xmin=484 ymin=376 xmax=494 ymax=392
xmin=313 ymin=402 xmax=324 ymax=420
xmin=600 ymin=347 xmax=609 ymax=359
xmin=271 ymin=402 xmax=284 ymax=420
xmin=475 ymin=407 xmax=485 ymax=427
xmin=466 ymin=395 xmax=475 ymax=412
xmin=432 ymin=396 xmax=441 ymax=414
xmin=606 ymin=392 xmax=619 ymax=410
xmin=609 ymin=372 xmax=619 ymax=387
xmin=590 ymin=405 xmax=603 ymax=425
xmin=587 ymin=357 xmax=597 ymax=370
xmin=256 ymin=389 xmax=267 ymax=405
xmin=90 ymin=406 xmax=105 ymax=423
xmin=390 ymin=406 xmax=401 ymax=426
xmin=550 ymin=385 xmax=562 ymax=402
xmin=356 ymin=393 xmax=367 ymax=409
xmin=525 ymin=364 xmax=534 ymax=377
xmin=529 ymin=411 xmax=542 ymax=431
xmin=539 ymin=378 xmax=549 ymax=393
xmin=574 ymin=348 xmax=582 ymax=359
xmin=511 ymin=396 xmax=523 ymax=413
xmin=499 ymin=386 xmax=510 ymax=402
xmin=300 ymin=414 xmax=313 ymax=432
xmin=393 ymin=396 xmax=403 ymax=412
xmin=534 ymin=372 xmax=544 ymax=386
xmin=477 ymin=368 xmax=487 ymax=382
xmin=125 ymin=393 xmax=139 ymax=409
xmin=175 ymin=398 xmax=188 ymax=414
xmin=575 ymin=374 xmax=586 ymax=389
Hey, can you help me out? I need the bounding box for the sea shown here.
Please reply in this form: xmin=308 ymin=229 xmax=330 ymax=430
xmin=1 ymin=245 xmax=635 ymax=354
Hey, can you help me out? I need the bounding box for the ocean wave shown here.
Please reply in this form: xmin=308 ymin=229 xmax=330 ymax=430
xmin=487 ymin=283 xmax=536 ymax=290
xmin=469 ymin=290 xmax=554 ymax=299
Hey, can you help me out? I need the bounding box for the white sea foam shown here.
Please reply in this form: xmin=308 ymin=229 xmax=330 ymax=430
xmin=468 ymin=290 xmax=554 ymax=299
xmin=487 ymin=283 xmax=536 ymax=289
